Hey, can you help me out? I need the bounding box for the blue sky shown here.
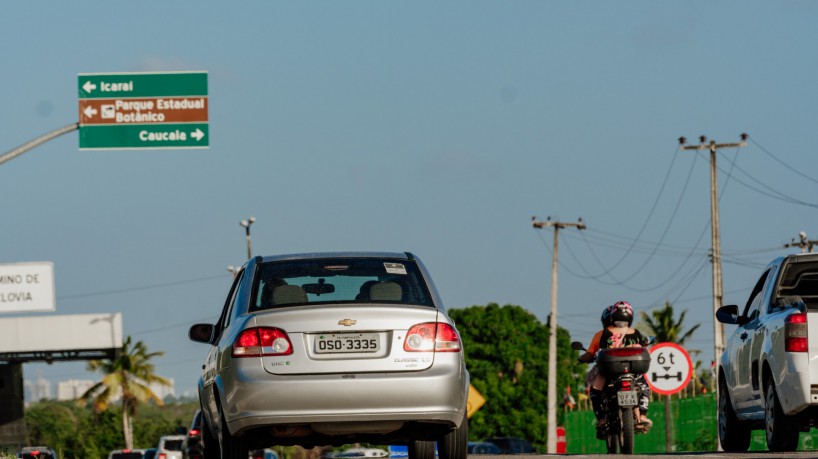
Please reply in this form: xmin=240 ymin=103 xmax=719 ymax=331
xmin=2 ymin=2 xmax=818 ymax=397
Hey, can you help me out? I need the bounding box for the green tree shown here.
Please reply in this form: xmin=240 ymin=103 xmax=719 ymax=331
xmin=448 ymin=303 xmax=577 ymax=452
xmin=79 ymin=336 xmax=171 ymax=450
xmin=24 ymin=399 xmax=200 ymax=459
xmin=639 ymin=301 xmax=700 ymax=346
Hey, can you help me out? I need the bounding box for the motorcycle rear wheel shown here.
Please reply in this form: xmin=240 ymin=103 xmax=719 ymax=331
xmin=620 ymin=407 xmax=635 ymax=454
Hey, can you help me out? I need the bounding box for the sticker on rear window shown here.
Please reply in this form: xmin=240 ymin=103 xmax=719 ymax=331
xmin=384 ymin=263 xmax=407 ymax=275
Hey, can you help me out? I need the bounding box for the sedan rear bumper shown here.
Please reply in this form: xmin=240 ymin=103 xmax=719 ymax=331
xmin=220 ymin=354 xmax=468 ymax=436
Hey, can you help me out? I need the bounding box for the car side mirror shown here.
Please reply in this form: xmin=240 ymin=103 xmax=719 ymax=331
xmin=189 ymin=323 xmax=215 ymax=344
xmin=716 ymin=305 xmax=742 ymax=325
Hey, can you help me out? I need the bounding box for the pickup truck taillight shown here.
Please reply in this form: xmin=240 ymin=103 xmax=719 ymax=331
xmin=785 ymin=312 xmax=808 ymax=352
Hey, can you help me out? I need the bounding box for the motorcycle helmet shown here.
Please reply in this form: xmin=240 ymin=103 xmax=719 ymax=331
xmin=600 ymin=305 xmax=613 ymax=327
xmin=609 ymin=301 xmax=634 ymax=326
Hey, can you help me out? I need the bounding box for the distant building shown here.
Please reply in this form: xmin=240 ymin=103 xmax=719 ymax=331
xmin=150 ymin=378 xmax=176 ymax=400
xmin=24 ymin=374 xmax=51 ymax=402
xmin=57 ymin=379 xmax=94 ymax=400
xmin=25 ymin=375 xmax=175 ymax=403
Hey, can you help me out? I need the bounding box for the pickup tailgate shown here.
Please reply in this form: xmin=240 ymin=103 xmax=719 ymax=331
xmin=809 ymin=311 xmax=818 ymax=403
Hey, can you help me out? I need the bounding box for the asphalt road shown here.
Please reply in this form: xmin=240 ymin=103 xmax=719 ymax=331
xmin=482 ymin=454 xmax=818 ymax=459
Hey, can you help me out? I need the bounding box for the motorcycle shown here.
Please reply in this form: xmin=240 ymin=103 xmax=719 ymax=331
xmin=572 ymin=341 xmax=652 ymax=454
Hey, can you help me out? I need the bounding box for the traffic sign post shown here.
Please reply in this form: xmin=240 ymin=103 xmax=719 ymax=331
xmin=78 ymin=71 xmax=209 ymax=150
xmin=646 ymin=342 xmax=694 ymax=452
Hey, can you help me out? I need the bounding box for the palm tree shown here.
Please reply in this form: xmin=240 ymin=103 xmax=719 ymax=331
xmin=639 ymin=301 xmax=700 ymax=346
xmin=640 ymin=301 xmax=707 ymax=394
xmin=79 ymin=336 xmax=170 ymax=449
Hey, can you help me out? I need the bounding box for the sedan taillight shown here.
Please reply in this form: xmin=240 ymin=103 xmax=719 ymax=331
xmin=404 ymin=322 xmax=461 ymax=352
xmin=233 ymin=327 xmax=293 ymax=357
xmin=785 ymin=312 xmax=808 ymax=352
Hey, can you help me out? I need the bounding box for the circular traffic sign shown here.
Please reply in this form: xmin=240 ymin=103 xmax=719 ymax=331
xmin=646 ymin=342 xmax=693 ymax=395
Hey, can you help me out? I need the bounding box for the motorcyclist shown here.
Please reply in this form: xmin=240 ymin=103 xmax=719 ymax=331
xmin=579 ymin=301 xmax=652 ymax=431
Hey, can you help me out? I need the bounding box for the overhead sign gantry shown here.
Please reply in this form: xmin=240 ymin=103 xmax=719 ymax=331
xmin=78 ymin=71 xmax=209 ymax=150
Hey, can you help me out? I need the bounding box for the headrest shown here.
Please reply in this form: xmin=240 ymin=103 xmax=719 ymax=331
xmin=370 ymin=282 xmax=402 ymax=301
xmin=273 ymin=285 xmax=307 ymax=305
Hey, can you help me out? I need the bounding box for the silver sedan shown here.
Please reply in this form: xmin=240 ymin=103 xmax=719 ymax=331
xmin=189 ymin=252 xmax=469 ymax=459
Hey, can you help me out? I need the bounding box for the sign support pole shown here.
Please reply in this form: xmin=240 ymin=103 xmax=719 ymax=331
xmin=665 ymin=395 xmax=671 ymax=452
xmin=0 ymin=123 xmax=79 ymax=166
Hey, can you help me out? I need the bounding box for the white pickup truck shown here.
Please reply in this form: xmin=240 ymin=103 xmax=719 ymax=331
xmin=716 ymin=252 xmax=818 ymax=452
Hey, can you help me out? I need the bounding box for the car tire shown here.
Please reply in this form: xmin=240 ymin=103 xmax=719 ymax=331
xmin=218 ymin=409 xmax=250 ymax=459
xmin=438 ymin=413 xmax=468 ymax=459
xmin=201 ymin=413 xmax=219 ymax=459
xmin=765 ymin=379 xmax=799 ymax=452
xmin=717 ymin=377 xmax=750 ymax=452
xmin=408 ymin=441 xmax=435 ymax=459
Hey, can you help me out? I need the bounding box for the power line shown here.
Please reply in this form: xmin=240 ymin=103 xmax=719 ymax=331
xmin=748 ymin=136 xmax=818 ymax=186
xmin=578 ymin=145 xmax=684 ymax=277
xmin=58 ymin=273 xmax=230 ymax=300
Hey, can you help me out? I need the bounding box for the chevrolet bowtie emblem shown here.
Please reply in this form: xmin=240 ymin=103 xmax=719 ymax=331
xmin=338 ymin=319 xmax=356 ymax=326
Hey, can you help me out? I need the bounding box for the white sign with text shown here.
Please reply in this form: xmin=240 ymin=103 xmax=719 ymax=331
xmin=0 ymin=262 xmax=55 ymax=313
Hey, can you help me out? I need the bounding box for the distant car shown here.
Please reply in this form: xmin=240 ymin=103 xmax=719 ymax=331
xmin=327 ymin=448 xmax=388 ymax=458
xmin=485 ymin=437 xmax=535 ymax=454
xmin=182 ymin=410 xmax=205 ymax=459
xmin=248 ymin=449 xmax=278 ymax=459
xmin=466 ymin=442 xmax=501 ymax=455
xmin=108 ymin=450 xmax=147 ymax=459
xmin=17 ymin=446 xmax=57 ymax=459
xmin=157 ymin=435 xmax=186 ymax=459
xmin=189 ymin=252 xmax=469 ymax=459
xmin=144 ymin=449 xmax=157 ymax=459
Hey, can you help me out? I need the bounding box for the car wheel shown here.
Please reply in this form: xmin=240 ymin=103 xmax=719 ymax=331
xmin=438 ymin=413 xmax=468 ymax=459
xmin=218 ymin=409 xmax=250 ymax=459
xmin=765 ymin=379 xmax=799 ymax=452
xmin=408 ymin=441 xmax=435 ymax=459
xmin=718 ymin=377 xmax=750 ymax=452
xmin=201 ymin=414 xmax=219 ymax=459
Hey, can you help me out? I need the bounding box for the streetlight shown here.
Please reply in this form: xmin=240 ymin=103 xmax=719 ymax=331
xmin=240 ymin=217 xmax=256 ymax=260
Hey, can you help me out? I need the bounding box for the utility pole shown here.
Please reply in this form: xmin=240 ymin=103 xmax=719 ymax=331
xmin=531 ymin=216 xmax=585 ymax=454
xmin=785 ymin=231 xmax=818 ymax=253
xmin=679 ymin=133 xmax=746 ymax=364
xmin=679 ymin=134 xmax=746 ymax=452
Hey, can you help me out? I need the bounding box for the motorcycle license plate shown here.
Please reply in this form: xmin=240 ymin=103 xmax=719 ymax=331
xmin=617 ymin=391 xmax=638 ymax=407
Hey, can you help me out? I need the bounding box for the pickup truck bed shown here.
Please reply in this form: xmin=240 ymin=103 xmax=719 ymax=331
xmin=716 ymin=252 xmax=818 ymax=452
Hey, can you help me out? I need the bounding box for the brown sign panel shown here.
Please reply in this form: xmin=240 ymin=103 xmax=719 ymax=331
xmin=79 ymin=97 xmax=209 ymax=125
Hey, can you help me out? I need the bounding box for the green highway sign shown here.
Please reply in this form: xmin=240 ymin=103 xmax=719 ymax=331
xmin=79 ymin=124 xmax=209 ymax=149
xmin=78 ymin=71 xmax=209 ymax=150
xmin=78 ymin=72 xmax=208 ymax=98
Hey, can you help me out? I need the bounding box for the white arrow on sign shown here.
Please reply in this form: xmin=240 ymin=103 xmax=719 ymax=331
xmin=191 ymin=128 xmax=205 ymax=141
xmin=82 ymin=81 xmax=97 ymax=93
xmin=83 ymin=106 xmax=98 ymax=118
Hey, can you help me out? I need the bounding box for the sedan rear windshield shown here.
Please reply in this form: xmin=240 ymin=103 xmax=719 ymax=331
xmin=251 ymin=258 xmax=434 ymax=310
